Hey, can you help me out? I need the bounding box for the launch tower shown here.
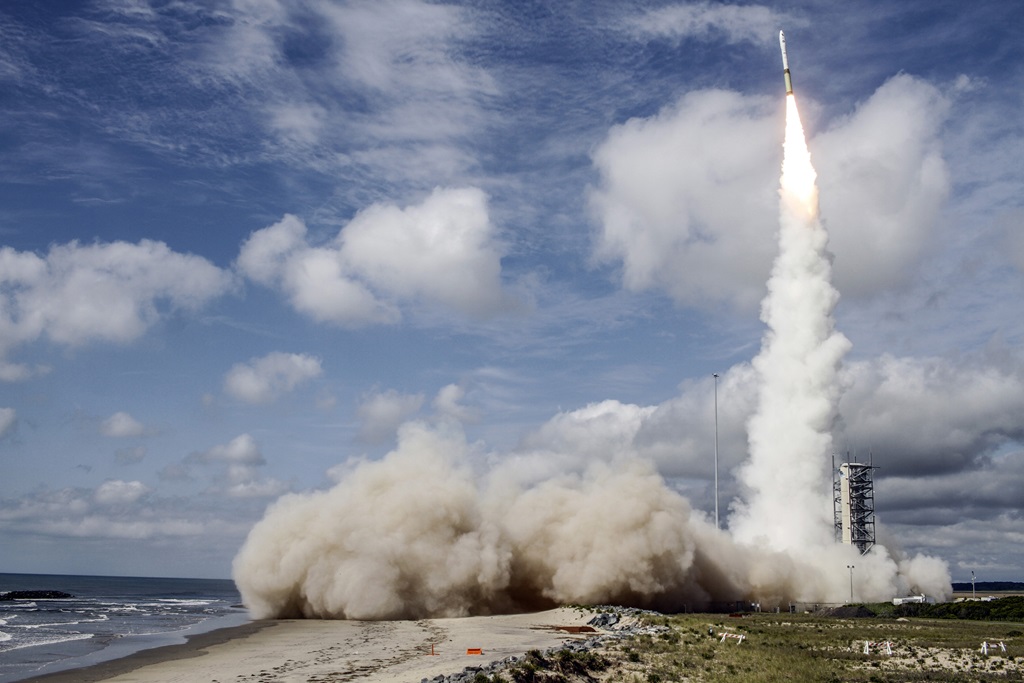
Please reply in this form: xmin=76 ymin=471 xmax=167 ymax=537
xmin=833 ymin=457 xmax=877 ymax=555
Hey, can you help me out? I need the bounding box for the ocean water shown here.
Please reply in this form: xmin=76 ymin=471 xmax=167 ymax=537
xmin=0 ymin=573 xmax=248 ymax=683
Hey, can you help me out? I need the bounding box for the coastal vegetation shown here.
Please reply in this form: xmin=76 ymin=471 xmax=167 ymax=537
xmin=479 ymin=601 xmax=1024 ymax=683
xmin=592 ymin=607 xmax=1024 ymax=683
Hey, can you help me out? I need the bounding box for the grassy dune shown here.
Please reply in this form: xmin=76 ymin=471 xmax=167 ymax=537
xmin=486 ymin=602 xmax=1024 ymax=682
xmin=597 ymin=611 xmax=1024 ymax=683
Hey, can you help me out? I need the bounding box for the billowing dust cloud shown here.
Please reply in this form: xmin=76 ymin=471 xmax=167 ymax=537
xmin=233 ymin=94 xmax=952 ymax=621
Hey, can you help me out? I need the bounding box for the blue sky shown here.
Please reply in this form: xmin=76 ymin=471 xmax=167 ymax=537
xmin=1 ymin=0 xmax=1022 ymax=581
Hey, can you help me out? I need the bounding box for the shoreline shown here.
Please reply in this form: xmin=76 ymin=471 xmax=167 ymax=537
xmin=20 ymin=608 xmax=599 ymax=683
xmin=22 ymin=620 xmax=275 ymax=683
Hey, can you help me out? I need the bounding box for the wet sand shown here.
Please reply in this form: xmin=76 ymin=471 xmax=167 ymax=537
xmin=25 ymin=608 xmax=595 ymax=683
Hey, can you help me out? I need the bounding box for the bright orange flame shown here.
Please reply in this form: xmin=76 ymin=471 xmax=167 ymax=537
xmin=780 ymin=94 xmax=818 ymax=218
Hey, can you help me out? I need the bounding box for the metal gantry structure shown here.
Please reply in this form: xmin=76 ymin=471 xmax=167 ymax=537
xmin=833 ymin=456 xmax=877 ymax=555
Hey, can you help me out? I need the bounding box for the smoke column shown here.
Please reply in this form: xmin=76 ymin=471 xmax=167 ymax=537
xmin=232 ymin=88 xmax=953 ymax=621
xmin=730 ymin=94 xmax=851 ymax=553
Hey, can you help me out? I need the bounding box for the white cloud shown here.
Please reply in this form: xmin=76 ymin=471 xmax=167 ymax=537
xmin=624 ymin=2 xmax=795 ymax=45
xmin=835 ymin=355 xmax=1024 ymax=475
xmin=591 ymin=89 xmax=779 ymax=310
xmin=223 ymin=351 xmax=323 ymax=404
xmin=0 ymin=407 xmax=15 ymax=438
xmin=503 ymin=353 xmax=1024 ymax=527
xmin=0 ymin=361 xmax=50 ymax=382
xmin=236 ymin=214 xmax=397 ymax=326
xmin=358 ymin=389 xmax=426 ymax=443
xmin=100 ymin=411 xmax=146 ymax=438
xmin=432 ymin=383 xmax=474 ymax=423
xmin=882 ymin=512 xmax=1024 ymax=580
xmin=877 ymin=451 xmax=1024 ymax=516
xmin=187 ymin=433 xmax=286 ymax=499
xmin=267 ymin=102 xmax=326 ymax=145
xmin=590 ymin=75 xmax=951 ymax=310
xmin=634 ymin=366 xmax=759 ymax=478
xmin=94 ymin=479 xmax=150 ymax=505
xmin=341 ymin=187 xmax=507 ymax=315
xmin=237 ymin=188 xmax=509 ymax=325
xmin=224 ymin=479 xmax=288 ymax=499
xmin=319 ymin=0 xmax=485 ymax=94
xmin=235 ymin=213 xmax=306 ymax=287
xmin=198 ymin=433 xmax=265 ymax=466
xmin=0 ymin=240 xmax=232 ymax=360
xmin=0 ymin=362 xmax=32 ymax=382
xmin=814 ymin=74 xmax=950 ymax=297
xmin=506 ymin=399 xmax=656 ymax=485
xmin=317 ymin=0 xmax=496 ymax=156
xmin=0 ymin=485 xmax=224 ymax=540
xmin=191 ymin=0 xmax=495 ymax=187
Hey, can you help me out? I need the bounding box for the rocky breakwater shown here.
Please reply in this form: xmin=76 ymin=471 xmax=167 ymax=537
xmin=0 ymin=590 xmax=75 ymax=600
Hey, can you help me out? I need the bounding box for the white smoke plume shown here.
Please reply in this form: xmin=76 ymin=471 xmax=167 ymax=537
xmin=729 ymin=94 xmax=850 ymax=552
xmin=233 ymin=96 xmax=951 ymax=621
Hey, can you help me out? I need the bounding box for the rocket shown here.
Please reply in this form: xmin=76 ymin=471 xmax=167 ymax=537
xmin=779 ymin=30 xmax=793 ymax=95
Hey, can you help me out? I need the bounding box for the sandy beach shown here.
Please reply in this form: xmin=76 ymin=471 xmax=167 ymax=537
xmin=26 ymin=608 xmax=598 ymax=683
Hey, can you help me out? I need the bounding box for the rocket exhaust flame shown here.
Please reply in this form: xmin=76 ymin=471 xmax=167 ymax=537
xmin=782 ymin=97 xmax=819 ymax=217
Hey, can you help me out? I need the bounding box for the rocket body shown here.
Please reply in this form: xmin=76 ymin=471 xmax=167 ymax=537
xmin=779 ymin=30 xmax=793 ymax=95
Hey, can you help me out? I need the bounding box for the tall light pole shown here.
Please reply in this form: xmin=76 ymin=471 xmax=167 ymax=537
xmin=847 ymin=565 xmax=855 ymax=603
xmin=972 ymin=571 xmax=976 ymax=600
xmin=713 ymin=373 xmax=720 ymax=530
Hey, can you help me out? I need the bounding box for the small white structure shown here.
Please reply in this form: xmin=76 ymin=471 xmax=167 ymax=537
xmin=892 ymin=594 xmax=935 ymax=605
xmin=863 ymin=641 xmax=893 ymax=655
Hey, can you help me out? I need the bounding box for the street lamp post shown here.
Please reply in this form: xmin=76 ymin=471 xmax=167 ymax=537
xmin=713 ymin=373 xmax=720 ymax=529
xmin=972 ymin=571 xmax=976 ymax=600
xmin=847 ymin=565 xmax=855 ymax=603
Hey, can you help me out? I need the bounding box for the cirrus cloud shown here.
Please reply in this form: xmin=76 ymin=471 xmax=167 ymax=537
xmin=623 ymin=2 xmax=798 ymax=46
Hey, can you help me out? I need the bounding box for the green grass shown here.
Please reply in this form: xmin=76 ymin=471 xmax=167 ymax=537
xmin=504 ymin=648 xmax=611 ymax=682
xmin=598 ymin=612 xmax=1024 ymax=683
xmin=872 ymin=596 xmax=1024 ymax=622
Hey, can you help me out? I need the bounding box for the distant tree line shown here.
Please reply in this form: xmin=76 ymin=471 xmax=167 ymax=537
xmin=876 ymin=596 xmax=1024 ymax=621
xmin=951 ymin=581 xmax=1024 ymax=592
